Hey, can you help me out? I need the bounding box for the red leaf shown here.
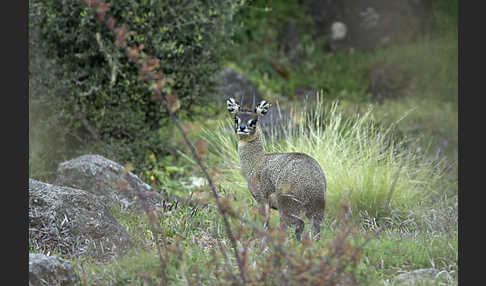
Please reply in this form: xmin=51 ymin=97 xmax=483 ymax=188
xmin=195 ymin=139 xmax=208 ymax=155
xmin=166 ymin=94 xmax=180 ymax=112
xmin=97 ymin=13 xmax=105 ymax=22
xmin=83 ymin=0 xmax=99 ymax=7
xmin=152 ymin=91 xmax=162 ymax=101
xmin=107 ymin=17 xmax=116 ymax=30
xmin=97 ymin=2 xmax=112 ymax=13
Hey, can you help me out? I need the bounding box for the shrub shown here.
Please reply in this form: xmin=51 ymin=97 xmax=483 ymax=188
xmin=29 ymin=28 xmax=97 ymax=182
xmin=29 ymin=0 xmax=244 ymax=171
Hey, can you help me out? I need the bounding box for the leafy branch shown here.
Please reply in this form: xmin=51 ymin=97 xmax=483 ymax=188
xmin=83 ymin=0 xmax=246 ymax=284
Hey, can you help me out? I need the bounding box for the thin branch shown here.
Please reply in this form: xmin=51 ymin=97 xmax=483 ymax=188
xmin=158 ymin=91 xmax=246 ymax=285
xmin=83 ymin=1 xmax=246 ymax=283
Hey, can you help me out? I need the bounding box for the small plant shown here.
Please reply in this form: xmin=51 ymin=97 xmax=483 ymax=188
xmin=143 ymin=152 xmax=188 ymax=196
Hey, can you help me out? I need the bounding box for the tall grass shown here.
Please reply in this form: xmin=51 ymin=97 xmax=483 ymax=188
xmin=203 ymin=94 xmax=448 ymax=224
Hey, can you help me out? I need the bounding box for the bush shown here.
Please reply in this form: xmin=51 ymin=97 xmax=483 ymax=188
xmin=29 ymin=28 xmax=93 ymax=182
xmin=29 ymin=0 xmax=244 ymax=171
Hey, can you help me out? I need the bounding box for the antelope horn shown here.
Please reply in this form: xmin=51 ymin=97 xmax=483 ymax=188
xmin=252 ymin=91 xmax=256 ymax=112
xmin=240 ymin=94 xmax=244 ymax=110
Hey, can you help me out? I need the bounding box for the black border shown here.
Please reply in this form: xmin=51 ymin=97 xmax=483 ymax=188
xmin=458 ymin=0 xmax=479 ymax=285
xmin=457 ymin=0 xmax=462 ymax=282
xmin=4 ymin=0 xmax=29 ymax=284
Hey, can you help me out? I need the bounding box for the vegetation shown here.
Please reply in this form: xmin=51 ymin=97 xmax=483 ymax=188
xmin=204 ymin=98 xmax=451 ymax=221
xmin=29 ymin=0 xmax=458 ymax=285
xmin=29 ymin=0 xmax=244 ymax=175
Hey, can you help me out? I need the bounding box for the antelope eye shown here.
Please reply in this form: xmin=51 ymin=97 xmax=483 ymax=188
xmin=234 ymin=116 xmax=239 ymax=123
xmin=248 ymin=119 xmax=257 ymax=127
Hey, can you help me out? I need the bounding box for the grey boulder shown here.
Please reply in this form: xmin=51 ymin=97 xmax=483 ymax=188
xmin=54 ymin=154 xmax=162 ymax=213
xmin=29 ymin=253 xmax=79 ymax=286
xmin=29 ymin=179 xmax=132 ymax=261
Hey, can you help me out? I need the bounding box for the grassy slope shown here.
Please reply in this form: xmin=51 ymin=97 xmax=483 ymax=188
xmin=176 ymin=1 xmax=458 ymax=283
xmin=72 ymin=93 xmax=457 ymax=284
xmin=31 ymin=1 xmax=457 ymax=285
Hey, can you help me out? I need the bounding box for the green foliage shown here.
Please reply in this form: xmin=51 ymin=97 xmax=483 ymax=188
xmin=430 ymin=0 xmax=458 ymax=34
xmin=361 ymin=232 xmax=458 ymax=280
xmin=225 ymin=0 xmax=458 ymax=105
xmin=368 ymin=33 xmax=458 ymax=103
xmin=142 ymin=151 xmax=190 ymax=197
xmin=225 ymin=0 xmax=373 ymax=102
xmin=81 ymin=202 xmax=226 ymax=284
xmin=77 ymin=202 xmax=368 ymax=285
xmin=75 ymin=249 xmax=165 ymax=285
xmin=29 ymin=29 xmax=103 ymax=181
xmin=29 ymin=0 xmax=244 ymax=172
xmin=75 ymin=198 xmax=457 ymax=285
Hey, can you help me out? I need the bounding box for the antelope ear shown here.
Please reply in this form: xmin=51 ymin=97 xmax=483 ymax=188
xmin=227 ymin=98 xmax=240 ymax=114
xmin=255 ymin=100 xmax=271 ymax=116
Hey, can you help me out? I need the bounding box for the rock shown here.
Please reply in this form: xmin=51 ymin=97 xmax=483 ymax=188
xmin=54 ymin=154 xmax=163 ymax=213
xmin=259 ymin=101 xmax=293 ymax=141
xmin=29 ymin=253 xmax=79 ymax=286
xmin=218 ymin=68 xmax=292 ymax=140
xmin=29 ymin=179 xmax=132 ymax=261
xmin=393 ymin=268 xmax=448 ymax=285
xmin=330 ymin=22 xmax=347 ymax=41
xmin=218 ymin=68 xmax=263 ymax=106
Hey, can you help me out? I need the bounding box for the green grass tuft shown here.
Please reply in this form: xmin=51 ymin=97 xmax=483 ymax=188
xmin=202 ymin=95 xmax=450 ymax=223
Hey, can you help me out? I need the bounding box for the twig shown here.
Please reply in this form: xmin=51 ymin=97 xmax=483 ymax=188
xmin=158 ymin=92 xmax=246 ymax=285
xmin=217 ymin=239 xmax=239 ymax=282
xmin=83 ymin=1 xmax=246 ymax=283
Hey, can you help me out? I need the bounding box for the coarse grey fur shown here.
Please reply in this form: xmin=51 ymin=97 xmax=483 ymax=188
xmin=227 ymin=97 xmax=326 ymax=240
